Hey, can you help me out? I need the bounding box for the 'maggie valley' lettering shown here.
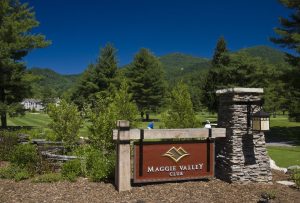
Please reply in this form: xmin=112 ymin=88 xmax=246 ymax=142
xmin=147 ymin=163 xmax=203 ymax=176
xmin=147 ymin=166 xmax=177 ymax=173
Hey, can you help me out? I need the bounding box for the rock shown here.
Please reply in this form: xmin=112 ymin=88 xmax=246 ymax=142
xmin=269 ymin=158 xmax=287 ymax=173
xmin=276 ymin=180 xmax=295 ymax=186
xmin=287 ymin=165 xmax=300 ymax=173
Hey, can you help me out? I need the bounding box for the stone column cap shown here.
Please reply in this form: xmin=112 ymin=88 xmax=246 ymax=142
xmin=216 ymin=88 xmax=263 ymax=95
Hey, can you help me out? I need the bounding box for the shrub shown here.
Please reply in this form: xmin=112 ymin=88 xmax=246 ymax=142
xmin=61 ymin=159 xmax=82 ymax=182
xmin=0 ymin=166 xmax=15 ymax=179
xmin=87 ymin=81 xmax=138 ymax=152
xmin=0 ymin=130 xmax=18 ymax=161
xmin=0 ymin=165 xmax=30 ymax=181
xmin=28 ymin=128 xmax=47 ymax=140
xmin=48 ymin=100 xmax=83 ymax=150
xmin=14 ymin=170 xmax=30 ymax=182
xmin=162 ymin=82 xmax=199 ymax=129
xmin=10 ymin=144 xmax=39 ymax=172
xmin=86 ymin=149 xmax=115 ymax=182
xmin=261 ymin=190 xmax=276 ymax=200
xmin=32 ymin=173 xmax=62 ymax=183
xmin=86 ymin=96 xmax=115 ymax=151
xmin=291 ymin=169 xmax=300 ymax=188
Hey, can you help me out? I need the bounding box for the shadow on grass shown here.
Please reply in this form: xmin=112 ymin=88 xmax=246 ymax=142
xmin=0 ymin=126 xmax=35 ymax=131
xmin=265 ymin=126 xmax=300 ymax=144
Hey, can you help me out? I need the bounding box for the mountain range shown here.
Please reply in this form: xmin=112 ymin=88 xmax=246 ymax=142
xmin=29 ymin=45 xmax=288 ymax=98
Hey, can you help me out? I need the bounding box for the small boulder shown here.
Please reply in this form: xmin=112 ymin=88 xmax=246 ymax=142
xmin=287 ymin=165 xmax=300 ymax=174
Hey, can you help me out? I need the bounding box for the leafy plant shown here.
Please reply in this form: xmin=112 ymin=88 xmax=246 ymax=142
xmin=10 ymin=144 xmax=39 ymax=173
xmin=0 ymin=130 xmax=18 ymax=161
xmin=87 ymin=80 xmax=138 ymax=152
xmin=261 ymin=190 xmax=276 ymax=200
xmin=85 ymin=149 xmax=115 ymax=182
xmin=162 ymin=82 xmax=199 ymax=128
xmin=32 ymin=173 xmax=63 ymax=183
xmin=48 ymin=99 xmax=83 ymax=150
xmin=61 ymin=159 xmax=82 ymax=182
xmin=291 ymin=169 xmax=300 ymax=189
xmin=0 ymin=165 xmax=30 ymax=181
xmin=86 ymin=96 xmax=115 ymax=152
xmin=14 ymin=170 xmax=30 ymax=182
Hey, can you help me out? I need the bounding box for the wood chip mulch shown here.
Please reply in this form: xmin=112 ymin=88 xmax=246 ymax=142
xmin=0 ymin=170 xmax=299 ymax=203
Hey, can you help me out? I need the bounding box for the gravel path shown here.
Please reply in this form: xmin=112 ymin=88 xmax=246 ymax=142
xmin=0 ymin=170 xmax=299 ymax=203
xmin=266 ymin=141 xmax=297 ymax=147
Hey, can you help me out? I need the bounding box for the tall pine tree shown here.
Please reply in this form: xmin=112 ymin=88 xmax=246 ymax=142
xmin=212 ymin=36 xmax=230 ymax=66
xmin=127 ymin=48 xmax=166 ymax=112
xmin=0 ymin=0 xmax=50 ymax=127
xmin=271 ymin=0 xmax=300 ymax=121
xmin=202 ymin=37 xmax=230 ymax=112
xmin=71 ymin=43 xmax=118 ymax=108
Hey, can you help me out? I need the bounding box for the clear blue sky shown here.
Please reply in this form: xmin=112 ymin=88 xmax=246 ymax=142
xmin=23 ymin=0 xmax=291 ymax=74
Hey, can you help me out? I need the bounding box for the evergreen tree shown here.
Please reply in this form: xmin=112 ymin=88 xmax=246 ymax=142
xmin=203 ymin=51 xmax=283 ymax=112
xmin=127 ymin=48 xmax=166 ymax=111
xmin=202 ymin=37 xmax=230 ymax=112
xmin=0 ymin=0 xmax=50 ymax=127
xmin=271 ymin=0 xmax=300 ymax=121
xmin=162 ymin=82 xmax=198 ymax=128
xmin=94 ymin=43 xmax=118 ymax=94
xmin=71 ymin=43 xmax=118 ymax=108
xmin=212 ymin=36 xmax=230 ymax=66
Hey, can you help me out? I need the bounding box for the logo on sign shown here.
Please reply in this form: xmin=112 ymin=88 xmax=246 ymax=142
xmin=162 ymin=146 xmax=190 ymax=162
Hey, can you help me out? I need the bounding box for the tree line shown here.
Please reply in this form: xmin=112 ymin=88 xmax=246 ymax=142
xmin=0 ymin=0 xmax=299 ymax=128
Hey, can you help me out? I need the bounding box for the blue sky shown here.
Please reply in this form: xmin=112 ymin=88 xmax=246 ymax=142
xmin=23 ymin=0 xmax=291 ymax=74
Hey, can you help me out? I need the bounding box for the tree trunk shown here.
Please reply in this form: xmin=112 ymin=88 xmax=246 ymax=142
xmin=1 ymin=112 xmax=7 ymax=128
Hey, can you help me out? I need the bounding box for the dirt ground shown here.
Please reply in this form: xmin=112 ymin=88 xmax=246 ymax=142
xmin=0 ymin=170 xmax=299 ymax=203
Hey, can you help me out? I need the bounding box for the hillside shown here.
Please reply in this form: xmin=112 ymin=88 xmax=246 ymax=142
xmin=159 ymin=53 xmax=211 ymax=80
xmin=28 ymin=46 xmax=288 ymax=97
xmin=29 ymin=68 xmax=81 ymax=98
xmin=237 ymin=45 xmax=287 ymax=64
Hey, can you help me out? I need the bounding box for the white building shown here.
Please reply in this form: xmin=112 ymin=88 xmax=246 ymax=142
xmin=21 ymin=99 xmax=44 ymax=111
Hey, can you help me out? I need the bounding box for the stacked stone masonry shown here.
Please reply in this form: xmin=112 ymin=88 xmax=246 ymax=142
xmin=215 ymin=88 xmax=272 ymax=183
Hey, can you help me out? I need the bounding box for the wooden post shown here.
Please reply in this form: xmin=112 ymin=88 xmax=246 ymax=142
xmin=115 ymin=120 xmax=131 ymax=192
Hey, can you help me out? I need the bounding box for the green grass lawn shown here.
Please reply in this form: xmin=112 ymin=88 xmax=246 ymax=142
xmin=265 ymin=115 xmax=300 ymax=143
xmin=265 ymin=115 xmax=300 ymax=167
xmin=7 ymin=112 xmax=89 ymax=137
xmin=267 ymin=146 xmax=300 ymax=168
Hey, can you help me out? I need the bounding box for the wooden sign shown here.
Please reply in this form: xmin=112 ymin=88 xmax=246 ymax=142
xmin=133 ymin=140 xmax=214 ymax=183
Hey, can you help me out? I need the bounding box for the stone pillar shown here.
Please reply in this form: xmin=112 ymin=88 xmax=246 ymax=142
xmin=115 ymin=120 xmax=131 ymax=192
xmin=215 ymin=88 xmax=272 ymax=183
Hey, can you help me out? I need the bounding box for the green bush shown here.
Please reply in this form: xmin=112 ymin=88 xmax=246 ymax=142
xmin=48 ymin=100 xmax=83 ymax=150
xmin=291 ymin=169 xmax=300 ymax=188
xmin=32 ymin=173 xmax=62 ymax=183
xmin=0 ymin=165 xmax=30 ymax=181
xmin=14 ymin=170 xmax=30 ymax=181
xmin=10 ymin=144 xmax=39 ymax=172
xmin=0 ymin=130 xmax=18 ymax=161
xmin=261 ymin=190 xmax=276 ymax=200
xmin=61 ymin=159 xmax=82 ymax=182
xmin=162 ymin=82 xmax=200 ymax=129
xmin=71 ymin=146 xmax=115 ymax=182
xmin=0 ymin=166 xmax=15 ymax=179
xmin=86 ymin=149 xmax=115 ymax=182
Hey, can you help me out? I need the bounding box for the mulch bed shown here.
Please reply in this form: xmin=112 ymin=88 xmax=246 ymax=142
xmin=0 ymin=169 xmax=299 ymax=203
